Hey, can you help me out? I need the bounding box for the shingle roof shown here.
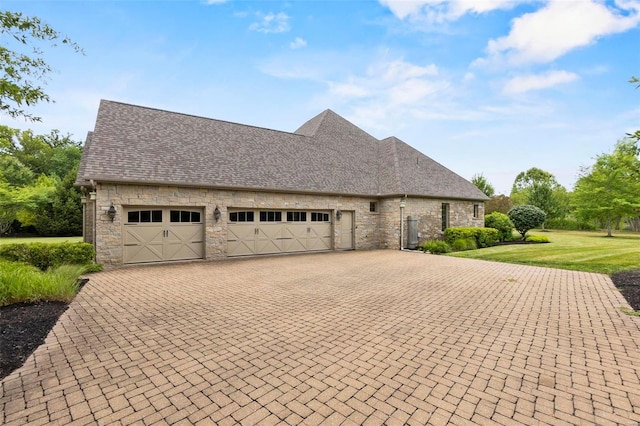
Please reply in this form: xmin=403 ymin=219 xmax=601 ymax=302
xmin=77 ymin=100 xmax=488 ymax=201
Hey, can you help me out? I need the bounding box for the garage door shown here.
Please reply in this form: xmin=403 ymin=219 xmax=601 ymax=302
xmin=227 ymin=210 xmax=332 ymax=257
xmin=124 ymin=207 xmax=204 ymax=264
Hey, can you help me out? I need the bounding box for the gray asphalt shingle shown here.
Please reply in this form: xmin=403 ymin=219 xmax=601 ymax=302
xmin=77 ymin=100 xmax=488 ymax=201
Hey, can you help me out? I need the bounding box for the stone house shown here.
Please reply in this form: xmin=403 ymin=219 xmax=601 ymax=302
xmin=76 ymin=100 xmax=488 ymax=266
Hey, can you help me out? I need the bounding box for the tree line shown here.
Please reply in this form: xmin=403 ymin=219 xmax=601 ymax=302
xmin=473 ymin=135 xmax=640 ymax=237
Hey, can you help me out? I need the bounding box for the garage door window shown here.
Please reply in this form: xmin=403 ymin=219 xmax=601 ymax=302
xmin=287 ymin=211 xmax=307 ymax=222
xmin=229 ymin=211 xmax=254 ymax=222
xmin=170 ymin=210 xmax=201 ymax=223
xmin=311 ymin=212 xmax=329 ymax=222
xmin=260 ymin=211 xmax=282 ymax=222
xmin=128 ymin=210 xmax=163 ymax=223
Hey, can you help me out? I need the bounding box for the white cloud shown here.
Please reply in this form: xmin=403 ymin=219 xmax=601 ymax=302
xmin=483 ymin=0 xmax=640 ymax=65
xmin=290 ymin=37 xmax=307 ymax=49
xmin=503 ymin=70 xmax=579 ymax=94
xmin=378 ymin=0 xmax=530 ymax=22
xmin=249 ymin=12 xmax=290 ymax=34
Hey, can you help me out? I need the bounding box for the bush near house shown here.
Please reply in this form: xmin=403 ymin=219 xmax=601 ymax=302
xmin=419 ymin=240 xmax=452 ymax=254
xmin=525 ymin=235 xmax=550 ymax=243
xmin=0 ymin=242 xmax=96 ymax=271
xmin=444 ymin=227 xmax=499 ymax=248
xmin=451 ymin=238 xmax=477 ymax=251
xmin=484 ymin=212 xmax=514 ymax=242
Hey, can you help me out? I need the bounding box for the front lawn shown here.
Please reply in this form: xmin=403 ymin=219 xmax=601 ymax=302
xmin=449 ymin=230 xmax=640 ymax=275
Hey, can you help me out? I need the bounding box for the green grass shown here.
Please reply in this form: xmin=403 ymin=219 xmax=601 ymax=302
xmin=0 ymin=261 xmax=88 ymax=306
xmin=0 ymin=236 xmax=82 ymax=245
xmin=449 ymin=230 xmax=640 ymax=274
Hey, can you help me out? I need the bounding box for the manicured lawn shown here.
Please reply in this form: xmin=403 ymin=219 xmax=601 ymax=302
xmin=449 ymin=230 xmax=640 ymax=275
xmin=0 ymin=236 xmax=82 ymax=245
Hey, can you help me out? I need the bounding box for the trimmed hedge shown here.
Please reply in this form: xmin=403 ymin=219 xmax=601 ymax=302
xmin=444 ymin=227 xmax=499 ymax=248
xmin=484 ymin=212 xmax=514 ymax=242
xmin=525 ymin=235 xmax=550 ymax=243
xmin=0 ymin=242 xmax=95 ymax=271
xmin=545 ymin=218 xmax=597 ymax=231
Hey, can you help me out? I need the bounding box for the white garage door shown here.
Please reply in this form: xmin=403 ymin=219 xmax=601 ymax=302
xmin=124 ymin=207 xmax=204 ymax=264
xmin=227 ymin=210 xmax=332 ymax=257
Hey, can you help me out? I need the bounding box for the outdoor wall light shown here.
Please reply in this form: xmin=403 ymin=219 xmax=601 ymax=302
xmin=214 ymin=206 xmax=221 ymax=222
xmin=336 ymin=210 xmax=342 ymax=220
xmin=107 ymin=203 xmax=117 ymax=221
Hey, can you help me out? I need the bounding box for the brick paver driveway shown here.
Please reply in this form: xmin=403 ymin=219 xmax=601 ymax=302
xmin=2 ymin=251 xmax=640 ymax=425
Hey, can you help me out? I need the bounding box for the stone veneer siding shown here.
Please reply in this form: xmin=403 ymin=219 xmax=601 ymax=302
xmin=87 ymin=183 xmax=484 ymax=266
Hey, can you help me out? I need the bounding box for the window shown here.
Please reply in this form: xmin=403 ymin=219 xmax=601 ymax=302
xmin=473 ymin=204 xmax=480 ymax=219
xmin=229 ymin=211 xmax=254 ymax=222
xmin=311 ymin=212 xmax=329 ymax=222
xmin=260 ymin=211 xmax=282 ymax=222
xmin=287 ymin=211 xmax=307 ymax=222
xmin=170 ymin=210 xmax=202 ymax=223
xmin=127 ymin=210 xmax=162 ymax=223
xmin=370 ymin=202 xmax=378 ymax=213
xmin=441 ymin=203 xmax=450 ymax=231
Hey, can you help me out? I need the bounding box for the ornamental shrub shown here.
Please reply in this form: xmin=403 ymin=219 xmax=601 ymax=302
xmin=0 ymin=242 xmax=95 ymax=271
xmin=451 ymin=238 xmax=477 ymax=251
xmin=420 ymin=240 xmax=452 ymax=254
xmin=508 ymin=205 xmax=546 ymax=240
xmin=444 ymin=227 xmax=499 ymax=248
xmin=484 ymin=212 xmax=514 ymax=242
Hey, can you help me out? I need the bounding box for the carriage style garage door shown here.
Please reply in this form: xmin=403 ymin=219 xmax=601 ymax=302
xmin=123 ymin=207 xmax=204 ymax=264
xmin=227 ymin=210 xmax=332 ymax=257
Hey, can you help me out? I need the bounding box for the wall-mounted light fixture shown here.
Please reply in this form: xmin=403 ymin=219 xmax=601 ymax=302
xmin=214 ymin=206 xmax=221 ymax=222
xmin=336 ymin=210 xmax=342 ymax=220
xmin=107 ymin=203 xmax=117 ymax=222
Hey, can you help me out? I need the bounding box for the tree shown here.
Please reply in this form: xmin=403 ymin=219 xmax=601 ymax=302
xmin=485 ymin=194 xmax=512 ymax=214
xmin=573 ymin=138 xmax=640 ymax=237
xmin=510 ymin=167 xmax=566 ymax=223
xmin=1 ymin=11 xmax=82 ymax=121
xmin=471 ymin=173 xmax=495 ymax=197
xmin=508 ymin=205 xmax=546 ymax=240
xmin=31 ymin=166 xmax=82 ymax=235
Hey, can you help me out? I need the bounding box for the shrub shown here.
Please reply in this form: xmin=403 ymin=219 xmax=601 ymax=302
xmin=484 ymin=212 xmax=514 ymax=242
xmin=420 ymin=240 xmax=452 ymax=254
xmin=544 ymin=218 xmax=597 ymax=231
xmin=525 ymin=235 xmax=550 ymax=243
xmin=0 ymin=242 xmax=95 ymax=271
xmin=451 ymin=238 xmax=477 ymax=251
xmin=508 ymin=205 xmax=546 ymax=240
xmin=0 ymin=261 xmax=88 ymax=306
xmin=444 ymin=227 xmax=499 ymax=248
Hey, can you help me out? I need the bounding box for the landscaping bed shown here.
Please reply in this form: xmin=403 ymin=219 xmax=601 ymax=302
xmin=611 ymin=269 xmax=640 ymax=312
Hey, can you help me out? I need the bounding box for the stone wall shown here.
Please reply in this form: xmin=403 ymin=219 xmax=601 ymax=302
xmin=89 ymin=183 xmax=484 ymax=265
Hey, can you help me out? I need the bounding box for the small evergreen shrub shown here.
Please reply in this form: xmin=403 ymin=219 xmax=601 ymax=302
xmin=484 ymin=212 xmax=514 ymax=242
xmin=451 ymin=238 xmax=477 ymax=251
xmin=525 ymin=235 xmax=550 ymax=243
xmin=508 ymin=205 xmax=546 ymax=240
xmin=444 ymin=227 xmax=499 ymax=248
xmin=420 ymin=240 xmax=452 ymax=254
xmin=0 ymin=242 xmax=95 ymax=271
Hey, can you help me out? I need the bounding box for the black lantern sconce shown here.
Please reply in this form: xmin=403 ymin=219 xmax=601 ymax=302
xmin=336 ymin=210 xmax=342 ymax=221
xmin=107 ymin=203 xmax=117 ymax=222
xmin=214 ymin=206 xmax=221 ymax=222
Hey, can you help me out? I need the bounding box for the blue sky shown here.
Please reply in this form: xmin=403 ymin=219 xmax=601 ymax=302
xmin=3 ymin=0 xmax=639 ymax=194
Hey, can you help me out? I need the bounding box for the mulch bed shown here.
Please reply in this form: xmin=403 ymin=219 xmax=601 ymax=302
xmin=1 ymin=273 xmax=639 ymax=381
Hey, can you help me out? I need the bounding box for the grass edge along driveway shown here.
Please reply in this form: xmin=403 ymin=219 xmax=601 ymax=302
xmin=449 ymin=230 xmax=640 ymax=275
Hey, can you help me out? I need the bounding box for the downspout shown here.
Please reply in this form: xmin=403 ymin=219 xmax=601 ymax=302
xmin=399 ymin=196 xmax=407 ymax=250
